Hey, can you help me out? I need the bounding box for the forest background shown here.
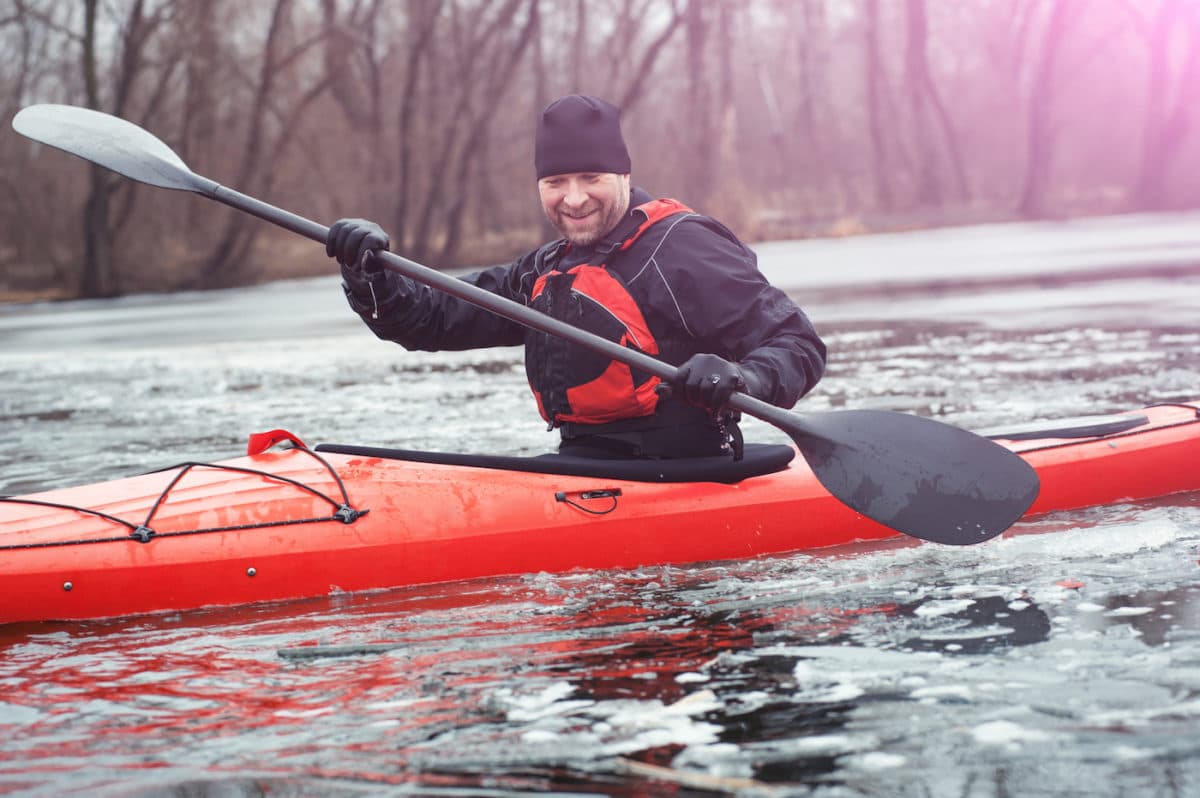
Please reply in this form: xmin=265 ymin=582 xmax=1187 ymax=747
xmin=3 ymin=0 xmax=1200 ymax=301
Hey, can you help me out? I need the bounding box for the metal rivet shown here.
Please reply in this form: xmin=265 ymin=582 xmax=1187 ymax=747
xmin=246 ymin=567 xmax=257 ymax=577
xmin=63 ymin=582 xmax=73 ymax=592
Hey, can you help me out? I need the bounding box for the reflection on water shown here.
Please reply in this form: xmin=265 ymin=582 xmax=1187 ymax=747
xmin=3 ymin=501 xmax=1198 ymax=795
xmin=1 ymin=263 xmax=1200 ymax=795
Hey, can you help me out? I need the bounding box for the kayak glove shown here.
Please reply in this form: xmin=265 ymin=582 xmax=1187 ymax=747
xmin=676 ymin=353 xmax=752 ymax=411
xmin=328 ymin=218 xmax=391 ymax=303
xmin=328 ymin=218 xmax=389 ymax=273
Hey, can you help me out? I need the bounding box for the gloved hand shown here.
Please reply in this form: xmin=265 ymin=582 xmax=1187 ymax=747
xmin=327 ymin=218 xmax=389 ymax=276
xmin=675 ymin=353 xmax=746 ymax=411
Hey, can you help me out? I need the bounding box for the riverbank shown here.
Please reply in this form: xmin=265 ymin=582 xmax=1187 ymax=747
xmin=6 ymin=208 xmax=1200 ymax=306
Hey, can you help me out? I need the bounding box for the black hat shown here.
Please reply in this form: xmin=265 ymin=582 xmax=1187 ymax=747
xmin=535 ymin=95 xmax=631 ymax=179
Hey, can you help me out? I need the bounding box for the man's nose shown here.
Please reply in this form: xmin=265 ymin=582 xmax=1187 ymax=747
xmin=562 ymin=180 xmax=588 ymax=206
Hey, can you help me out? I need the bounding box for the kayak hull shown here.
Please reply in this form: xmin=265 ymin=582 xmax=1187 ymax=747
xmin=2 ymin=402 xmax=1198 ymax=624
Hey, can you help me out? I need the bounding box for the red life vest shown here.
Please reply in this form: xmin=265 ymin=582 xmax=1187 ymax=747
xmin=527 ymin=199 xmax=692 ymax=426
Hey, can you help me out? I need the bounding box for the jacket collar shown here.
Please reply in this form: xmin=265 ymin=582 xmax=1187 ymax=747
xmin=592 ymin=186 xmax=653 ymax=251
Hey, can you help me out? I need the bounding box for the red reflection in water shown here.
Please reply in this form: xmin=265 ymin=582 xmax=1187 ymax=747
xmin=2 ymin=570 xmax=812 ymax=790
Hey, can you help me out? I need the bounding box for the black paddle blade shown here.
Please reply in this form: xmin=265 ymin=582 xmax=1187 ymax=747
xmin=787 ymin=410 xmax=1040 ymax=545
xmin=12 ymin=104 xmax=201 ymax=192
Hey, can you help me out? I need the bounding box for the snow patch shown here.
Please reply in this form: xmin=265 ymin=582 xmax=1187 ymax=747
xmin=972 ymin=720 xmax=1053 ymax=746
xmin=914 ymin=599 xmax=977 ymax=617
xmin=911 ymin=685 xmax=973 ymax=702
xmin=1104 ymin=606 xmax=1154 ymax=617
xmin=847 ymin=751 xmax=908 ymax=771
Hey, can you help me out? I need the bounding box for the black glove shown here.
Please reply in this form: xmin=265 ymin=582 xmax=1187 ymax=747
xmin=327 ymin=218 xmax=389 ymax=276
xmin=675 ymin=353 xmax=746 ymax=411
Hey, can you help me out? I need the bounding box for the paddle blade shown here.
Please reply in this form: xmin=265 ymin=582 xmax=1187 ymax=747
xmin=788 ymin=410 xmax=1040 ymax=545
xmin=12 ymin=104 xmax=202 ymax=192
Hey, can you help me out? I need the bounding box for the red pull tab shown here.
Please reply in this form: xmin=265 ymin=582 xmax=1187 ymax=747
xmin=247 ymin=429 xmax=308 ymax=455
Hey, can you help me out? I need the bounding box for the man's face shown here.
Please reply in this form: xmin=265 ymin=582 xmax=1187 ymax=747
xmin=538 ymin=172 xmax=631 ymax=246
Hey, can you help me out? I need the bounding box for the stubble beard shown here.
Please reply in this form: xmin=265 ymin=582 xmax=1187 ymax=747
xmin=552 ymin=189 xmax=630 ymax=248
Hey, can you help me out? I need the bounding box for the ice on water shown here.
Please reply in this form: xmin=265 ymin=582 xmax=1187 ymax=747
xmin=2 ymin=213 xmax=1199 ymax=794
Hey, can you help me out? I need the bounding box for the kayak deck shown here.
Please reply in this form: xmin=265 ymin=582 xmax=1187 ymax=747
xmin=1 ymin=401 xmax=1197 ymax=624
xmin=985 ymin=402 xmax=1199 ymax=515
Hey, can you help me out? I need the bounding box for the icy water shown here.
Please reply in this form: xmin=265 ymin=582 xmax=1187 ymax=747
xmin=2 ymin=215 xmax=1200 ymax=796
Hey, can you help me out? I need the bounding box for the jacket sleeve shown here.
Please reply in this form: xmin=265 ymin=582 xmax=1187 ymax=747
xmin=646 ymin=219 xmax=826 ymax=408
xmin=342 ymin=253 xmax=539 ymax=351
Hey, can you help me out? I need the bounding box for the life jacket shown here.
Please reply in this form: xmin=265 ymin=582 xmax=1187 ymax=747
xmin=526 ymin=198 xmax=692 ymax=426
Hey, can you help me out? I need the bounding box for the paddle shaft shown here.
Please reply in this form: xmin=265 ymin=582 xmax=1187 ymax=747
xmin=198 ymin=178 xmax=796 ymax=430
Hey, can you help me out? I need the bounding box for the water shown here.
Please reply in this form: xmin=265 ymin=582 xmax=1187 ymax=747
xmin=2 ymin=215 xmax=1200 ymax=796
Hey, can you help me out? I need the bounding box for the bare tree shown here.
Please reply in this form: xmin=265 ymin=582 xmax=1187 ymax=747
xmin=1018 ymin=0 xmax=1076 ymax=217
xmin=398 ymin=0 xmax=533 ymax=262
xmin=393 ymin=0 xmax=444 ymax=247
xmin=80 ymin=0 xmax=117 ymax=297
xmin=79 ymin=0 xmax=174 ymax=296
xmin=864 ymin=0 xmax=896 ymax=210
xmin=1133 ymin=0 xmax=1200 ymax=210
xmin=904 ymin=0 xmax=969 ymax=206
xmin=193 ymin=0 xmax=336 ymax=287
xmin=438 ymin=0 xmax=540 ymax=262
xmin=614 ymin=0 xmax=685 ymax=113
xmin=681 ymin=0 xmax=715 ymax=208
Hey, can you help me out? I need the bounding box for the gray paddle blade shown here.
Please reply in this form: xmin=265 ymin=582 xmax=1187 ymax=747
xmin=12 ymin=104 xmax=200 ymax=192
xmin=790 ymin=410 xmax=1040 ymax=545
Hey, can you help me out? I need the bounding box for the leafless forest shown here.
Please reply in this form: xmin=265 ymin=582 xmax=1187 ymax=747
xmin=3 ymin=0 xmax=1200 ymax=300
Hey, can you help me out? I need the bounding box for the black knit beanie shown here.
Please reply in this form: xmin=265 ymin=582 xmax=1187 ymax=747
xmin=535 ymin=95 xmax=631 ymax=179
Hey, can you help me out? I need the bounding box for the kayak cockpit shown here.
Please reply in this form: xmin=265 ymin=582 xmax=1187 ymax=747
xmin=312 ymin=442 xmax=796 ymax=484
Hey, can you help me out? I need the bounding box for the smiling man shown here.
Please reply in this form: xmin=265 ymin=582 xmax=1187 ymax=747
xmin=539 ymin=171 xmax=629 ymax=247
xmin=328 ymin=94 xmax=826 ymax=459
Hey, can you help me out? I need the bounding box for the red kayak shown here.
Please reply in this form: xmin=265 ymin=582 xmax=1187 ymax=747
xmin=2 ymin=401 xmax=1197 ymax=625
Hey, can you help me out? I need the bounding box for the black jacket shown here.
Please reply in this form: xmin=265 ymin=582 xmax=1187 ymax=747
xmin=344 ymin=187 xmax=826 ymax=420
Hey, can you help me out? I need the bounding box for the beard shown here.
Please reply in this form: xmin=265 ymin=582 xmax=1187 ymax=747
xmin=549 ymin=189 xmax=630 ymax=247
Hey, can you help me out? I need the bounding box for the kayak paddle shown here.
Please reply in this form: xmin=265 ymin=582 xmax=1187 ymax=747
xmin=11 ymin=103 xmax=1040 ymax=545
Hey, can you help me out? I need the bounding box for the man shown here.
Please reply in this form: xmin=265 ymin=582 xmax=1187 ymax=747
xmin=328 ymin=95 xmax=826 ymax=459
